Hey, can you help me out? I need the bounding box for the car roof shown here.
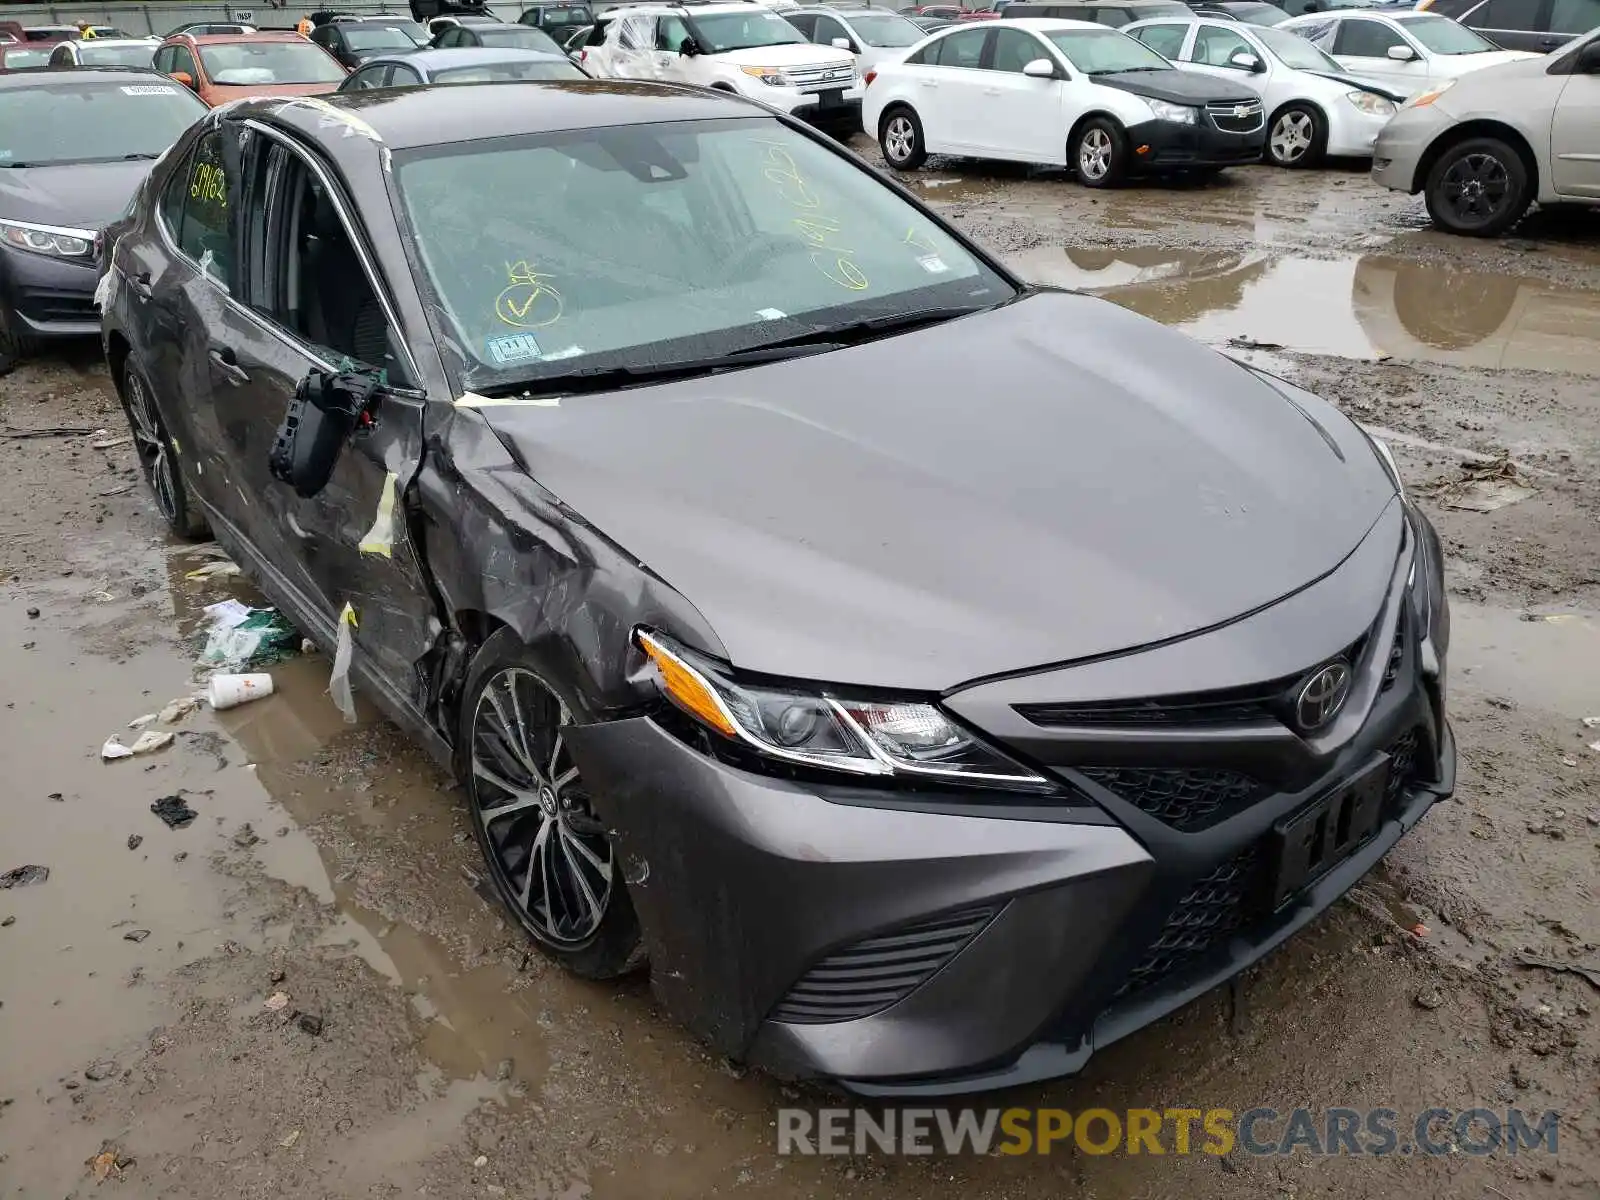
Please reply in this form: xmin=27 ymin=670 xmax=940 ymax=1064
xmin=0 ymin=64 xmax=170 ymax=88
xmin=364 ymin=46 xmax=573 ymax=68
xmin=248 ymin=79 xmax=760 ymax=150
xmin=1003 ymin=16 xmax=1127 ymax=28
xmin=73 ymin=37 xmax=160 ymax=48
xmin=175 ymin=31 xmax=316 ymax=44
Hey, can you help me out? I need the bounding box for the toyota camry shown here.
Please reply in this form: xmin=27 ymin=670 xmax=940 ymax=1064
xmin=97 ymin=81 xmax=1453 ymax=1094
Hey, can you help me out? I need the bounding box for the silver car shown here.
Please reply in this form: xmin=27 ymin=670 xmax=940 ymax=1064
xmin=1372 ymin=28 xmax=1600 ymax=235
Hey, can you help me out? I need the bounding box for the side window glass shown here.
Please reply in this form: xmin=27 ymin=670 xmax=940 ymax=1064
xmin=817 ymin=15 xmax=848 ymax=44
xmin=656 ymin=15 xmax=692 ymax=50
xmin=1478 ymin=0 xmax=1540 ymax=27
xmin=172 ymin=45 xmax=197 ymax=76
xmin=1294 ymin=17 xmax=1337 ymax=42
xmin=392 ymin=64 xmax=421 ymax=85
xmin=1193 ymin=24 xmax=1253 ymax=63
xmin=49 ymin=44 xmax=70 ymax=65
xmin=158 ymin=145 xmax=191 ymax=238
xmin=1546 ymin=0 xmax=1598 ymax=30
xmin=787 ymin=13 xmax=817 ymax=37
xmin=932 ymin=28 xmax=987 ymax=66
xmin=1334 ymin=18 xmax=1403 ymax=54
xmin=989 ymin=27 xmax=1042 ymax=69
xmin=176 ymin=130 xmax=232 ymax=289
xmin=153 ymin=45 xmax=171 ymax=71
xmin=1092 ymin=8 xmax=1130 ymax=26
xmin=1131 ymin=21 xmax=1186 ymax=56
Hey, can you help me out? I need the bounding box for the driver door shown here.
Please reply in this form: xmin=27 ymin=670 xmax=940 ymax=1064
xmin=1331 ymin=17 xmax=1427 ymax=87
xmin=652 ymin=14 xmax=696 ymax=81
xmin=1551 ymin=65 xmax=1600 ymax=197
xmin=605 ymin=12 xmax=658 ymax=78
xmin=1185 ymin=22 xmax=1268 ymax=97
xmin=978 ymin=28 xmax=1067 ymax=163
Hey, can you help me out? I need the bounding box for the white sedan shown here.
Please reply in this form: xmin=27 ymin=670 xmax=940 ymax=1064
xmin=785 ymin=6 xmax=929 ymax=75
xmin=1277 ymin=10 xmax=1537 ymax=92
xmin=1124 ymin=16 xmax=1401 ymax=166
xmin=862 ymin=18 xmax=1268 ymax=187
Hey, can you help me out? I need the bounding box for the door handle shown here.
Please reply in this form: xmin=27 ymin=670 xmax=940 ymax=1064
xmin=207 ymin=345 xmax=249 ymax=386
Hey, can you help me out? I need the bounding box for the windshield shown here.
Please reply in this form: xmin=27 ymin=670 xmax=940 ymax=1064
xmin=1226 ymin=2 xmax=1290 ymax=23
xmin=393 ymin=117 xmax=1013 ymax=390
xmin=1045 ymin=27 xmax=1170 ymax=71
xmin=80 ymin=42 xmax=158 ymax=66
xmin=2 ymin=47 xmax=51 ymax=68
xmin=433 ymin=58 xmax=583 ymax=80
xmin=1394 ymin=13 xmax=1495 ymax=52
xmin=475 ymin=25 xmax=564 ymax=50
xmin=0 ymin=79 xmax=205 ymax=166
xmin=1255 ymin=23 xmax=1340 ymax=67
xmin=200 ymin=41 xmax=347 ymax=83
xmin=687 ymin=10 xmax=806 ymax=52
xmin=847 ymin=12 xmax=926 ymax=45
xmin=344 ymin=25 xmax=423 ymax=49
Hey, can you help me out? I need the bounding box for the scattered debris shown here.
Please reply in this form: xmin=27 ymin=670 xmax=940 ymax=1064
xmin=2 ymin=915 xmax=15 ymax=927
xmin=185 ymin=560 xmax=242 ymax=581
xmin=330 ymin=602 xmax=359 ymax=722
xmin=84 ymin=1061 xmax=118 ymax=1081
xmin=126 ymin=835 xmax=142 ymax=851
xmin=89 ymin=1148 xmax=120 ymax=1181
xmin=268 ymin=948 xmax=286 ymax=984
xmin=3 ymin=424 xmax=96 ymax=439
xmin=1515 ymin=954 xmax=1600 ymax=990
xmin=208 ymin=672 xmax=274 ymax=711
xmin=474 ymin=1155 xmax=489 ymax=1169
xmin=279 ymin=1129 xmax=301 ymax=1149
xmin=232 ymin=824 xmax=260 ymax=849
xmin=97 ymin=483 xmax=136 ymax=498
xmin=495 ymin=1058 xmax=514 ymax=1081
xmin=102 ymin=730 xmax=174 ymax=761
xmin=1227 ymin=336 xmax=1285 ymax=351
xmin=149 ymin=795 xmax=198 ymax=830
xmin=1561 ymin=756 xmax=1579 ymax=767
xmin=200 ymin=602 xmax=299 ymax=671
xmin=263 ymin=991 xmax=291 ymax=1013
xmin=1582 ymin=717 xmax=1600 ymax=729
xmin=0 ymin=865 xmax=49 ymax=889
xmin=1411 ymin=923 xmax=1430 ymax=938
xmin=296 ymin=1013 xmax=324 ymax=1037
xmin=122 ymin=929 xmax=150 ymax=943
xmin=158 ymin=697 xmax=198 ymax=725
xmin=25 ymin=605 xmax=39 ymax=619
xmin=1414 ymin=985 xmax=1444 ymax=1011
xmin=89 ymin=436 xmax=131 ymax=450
xmin=1428 ymin=453 xmax=1536 ymax=513
xmin=128 ymin=713 xmax=157 ymax=729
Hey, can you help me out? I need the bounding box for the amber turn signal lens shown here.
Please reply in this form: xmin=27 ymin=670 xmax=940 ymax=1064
xmin=637 ymin=631 xmax=737 ymax=738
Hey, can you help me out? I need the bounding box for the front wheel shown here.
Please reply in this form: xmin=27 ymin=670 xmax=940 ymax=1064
xmin=1073 ymin=117 xmax=1128 ymax=189
xmin=119 ymin=361 xmax=209 ymax=540
xmin=1266 ymin=103 xmax=1326 ymax=169
xmin=1424 ymin=136 xmax=1530 ymax=237
xmin=879 ymin=106 xmax=927 ymax=171
xmin=460 ymin=628 xmax=643 ymax=980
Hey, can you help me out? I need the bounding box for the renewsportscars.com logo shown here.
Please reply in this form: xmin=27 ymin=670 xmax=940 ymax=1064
xmin=777 ymin=1107 xmax=1561 ymax=1158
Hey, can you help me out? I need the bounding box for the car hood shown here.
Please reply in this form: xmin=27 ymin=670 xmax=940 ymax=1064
xmin=0 ymin=158 xmax=153 ymax=228
xmin=477 ymin=290 xmax=1397 ymax=691
xmin=1090 ymin=67 xmax=1257 ymax=105
xmin=712 ymin=42 xmax=853 ymax=69
xmin=1302 ymin=67 xmax=1407 ymax=101
xmin=1433 ymin=47 xmax=1540 ymax=77
xmin=204 ymin=80 xmax=343 ymax=103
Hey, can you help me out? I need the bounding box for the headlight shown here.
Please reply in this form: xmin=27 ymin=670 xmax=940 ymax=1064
xmin=740 ymin=64 xmax=791 ymax=86
xmin=1346 ymin=90 xmax=1395 ymax=117
xmin=0 ymin=220 xmax=96 ymax=260
xmin=1407 ymin=77 xmax=1455 ymax=108
xmin=1146 ymin=99 xmax=1196 ymax=125
xmin=637 ymin=629 xmax=1062 ymax=793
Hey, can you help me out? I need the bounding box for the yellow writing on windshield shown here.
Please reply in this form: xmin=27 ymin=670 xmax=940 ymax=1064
xmin=753 ymin=140 xmax=869 ymax=292
xmin=904 ymin=227 xmax=938 ymax=256
xmin=495 ymin=260 xmax=563 ymax=329
xmin=191 ymin=161 xmax=227 ymax=211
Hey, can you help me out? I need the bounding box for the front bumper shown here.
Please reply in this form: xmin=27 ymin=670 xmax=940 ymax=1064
xmin=1325 ymin=103 xmax=1393 ymax=159
xmin=0 ymin=243 xmax=100 ymax=340
xmin=750 ymin=80 xmax=864 ymax=128
xmin=1371 ymin=104 xmax=1451 ymax=193
xmin=569 ymin=508 xmax=1453 ymax=1093
xmin=1126 ymin=114 xmax=1265 ymax=172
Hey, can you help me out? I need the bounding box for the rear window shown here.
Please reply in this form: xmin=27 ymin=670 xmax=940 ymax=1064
xmin=79 ymin=43 xmax=158 ymax=67
xmin=1393 ymin=12 xmax=1498 ymax=50
xmin=0 ymin=78 xmax=205 ymax=166
xmin=474 ymin=25 xmax=564 ymax=51
xmin=534 ymin=5 xmax=593 ymax=21
xmin=198 ymin=40 xmax=348 ymax=84
xmin=344 ymin=26 xmax=423 ymax=49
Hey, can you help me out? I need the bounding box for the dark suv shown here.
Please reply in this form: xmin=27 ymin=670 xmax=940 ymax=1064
xmin=516 ymin=0 xmax=597 ymax=43
xmin=1002 ymin=0 xmax=1193 ymax=23
xmin=1415 ymin=0 xmax=1598 ymax=52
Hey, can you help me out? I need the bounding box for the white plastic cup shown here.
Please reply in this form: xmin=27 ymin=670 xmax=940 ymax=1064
xmin=209 ymin=672 xmax=274 ymax=711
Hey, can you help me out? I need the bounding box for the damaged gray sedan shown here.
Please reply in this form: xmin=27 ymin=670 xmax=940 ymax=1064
xmin=98 ymin=81 xmax=1454 ymax=1094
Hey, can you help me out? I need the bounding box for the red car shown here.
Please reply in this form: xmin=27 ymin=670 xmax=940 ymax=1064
xmin=154 ymin=31 xmax=348 ymax=106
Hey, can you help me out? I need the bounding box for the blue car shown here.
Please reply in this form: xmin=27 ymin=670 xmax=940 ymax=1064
xmin=337 ymin=45 xmax=586 ymax=90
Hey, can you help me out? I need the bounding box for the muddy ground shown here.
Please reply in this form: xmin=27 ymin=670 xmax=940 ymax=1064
xmin=2 ymin=158 xmax=1598 ymax=1200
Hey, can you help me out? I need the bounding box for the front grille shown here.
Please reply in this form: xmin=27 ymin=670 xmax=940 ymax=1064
xmin=770 ymin=906 xmax=995 ymax=1025
xmin=1384 ymin=728 xmax=1420 ymax=805
xmin=785 ymin=63 xmax=854 ymax=88
xmin=1206 ymin=100 xmax=1264 ymax=134
xmin=1113 ymin=847 xmax=1261 ymax=1001
xmin=1076 ymin=766 xmax=1264 ymax=832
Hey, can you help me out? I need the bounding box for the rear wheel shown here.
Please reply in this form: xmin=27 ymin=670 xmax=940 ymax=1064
xmin=1424 ymin=136 xmax=1530 ymax=237
xmin=460 ymin=629 xmax=644 ymax=980
xmin=119 ymin=361 xmax=209 ymax=540
xmin=879 ymin=106 xmax=927 ymax=171
xmin=1266 ymin=102 xmax=1326 ymax=168
xmin=1073 ymin=117 xmax=1128 ymax=189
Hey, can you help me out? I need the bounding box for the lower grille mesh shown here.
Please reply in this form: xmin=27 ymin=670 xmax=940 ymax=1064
xmin=770 ymin=906 xmax=995 ymax=1025
xmin=1077 ymin=766 xmax=1265 ymax=832
xmin=1113 ymin=848 xmax=1261 ymax=1000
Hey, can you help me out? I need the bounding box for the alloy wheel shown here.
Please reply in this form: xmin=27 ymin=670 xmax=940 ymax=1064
xmin=1439 ymin=152 xmax=1510 ymax=226
xmin=1079 ymin=128 xmax=1111 ymax=181
xmin=1270 ymin=111 xmax=1313 ymax=164
xmin=124 ymin=370 xmax=177 ymax=525
xmin=470 ymin=667 xmax=614 ymax=948
xmin=884 ymin=115 xmax=915 ymax=164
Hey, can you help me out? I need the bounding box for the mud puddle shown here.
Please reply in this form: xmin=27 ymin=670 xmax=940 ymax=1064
xmin=1007 ymin=247 xmax=1600 ymax=376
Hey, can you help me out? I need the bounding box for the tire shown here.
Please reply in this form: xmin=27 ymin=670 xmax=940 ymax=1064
xmin=118 ymin=360 xmax=210 ymax=540
xmin=1266 ymin=102 xmax=1326 ymax=169
xmin=458 ymin=627 xmax=644 ymax=980
xmin=878 ymin=105 xmax=926 ymax=171
xmin=1423 ymin=136 xmax=1530 ymax=238
xmin=0 ymin=308 xmax=41 ymax=366
xmin=1072 ymin=117 xmax=1128 ymax=189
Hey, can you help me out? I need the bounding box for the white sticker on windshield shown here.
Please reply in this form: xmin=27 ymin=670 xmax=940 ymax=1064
xmin=487 ymin=333 xmax=543 ymax=364
xmin=756 ymin=308 xmax=787 ymax=320
xmin=122 ymin=84 xmax=178 ymax=95
xmin=918 ymin=254 xmax=949 ymax=275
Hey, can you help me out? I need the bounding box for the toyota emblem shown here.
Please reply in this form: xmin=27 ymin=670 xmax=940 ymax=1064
xmin=1295 ymin=662 xmax=1351 ymax=732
